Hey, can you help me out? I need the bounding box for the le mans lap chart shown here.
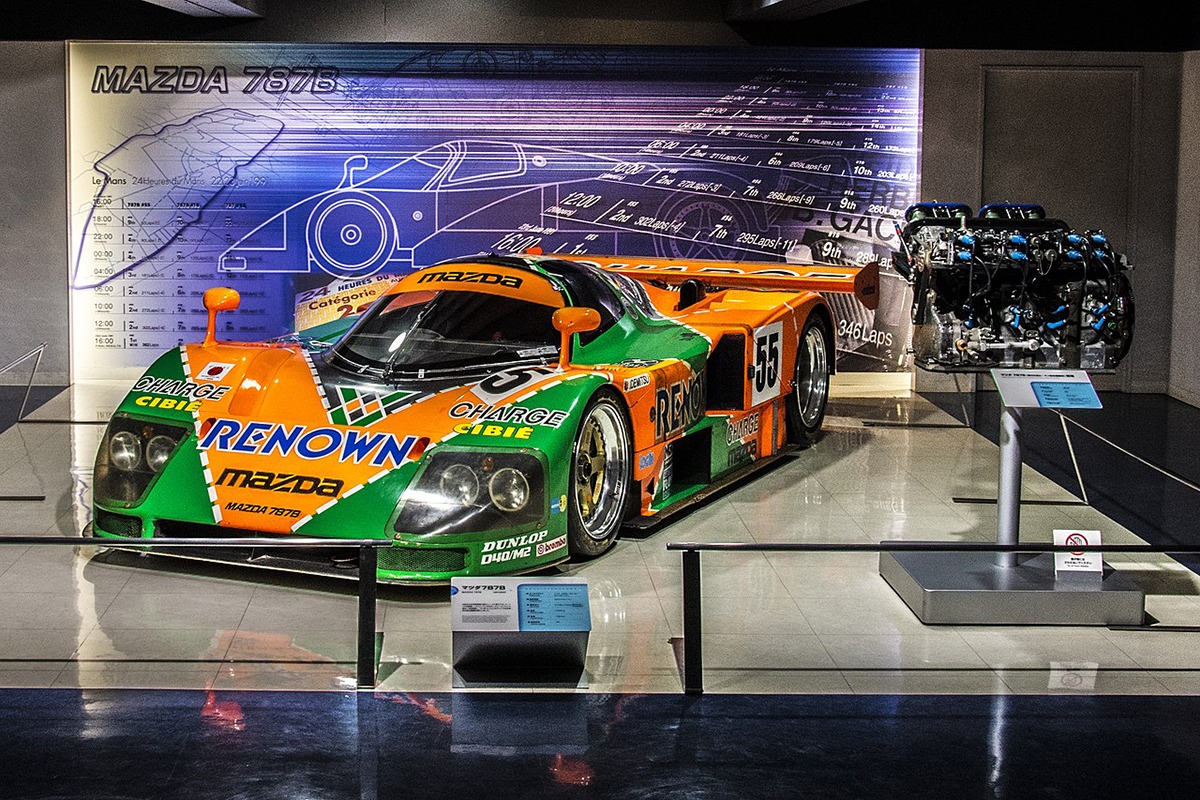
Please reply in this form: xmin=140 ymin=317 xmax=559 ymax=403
xmin=67 ymin=43 xmax=920 ymax=382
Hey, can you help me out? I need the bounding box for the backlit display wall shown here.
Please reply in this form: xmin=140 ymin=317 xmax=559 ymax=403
xmin=67 ymin=43 xmax=920 ymax=381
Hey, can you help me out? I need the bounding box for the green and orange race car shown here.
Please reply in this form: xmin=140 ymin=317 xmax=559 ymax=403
xmin=90 ymin=253 xmax=878 ymax=583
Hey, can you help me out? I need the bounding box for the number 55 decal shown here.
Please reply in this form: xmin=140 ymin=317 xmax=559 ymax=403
xmin=751 ymin=322 xmax=783 ymax=406
xmin=472 ymin=365 xmax=561 ymax=403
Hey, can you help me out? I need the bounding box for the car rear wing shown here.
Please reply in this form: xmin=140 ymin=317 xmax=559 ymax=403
xmin=555 ymin=254 xmax=880 ymax=311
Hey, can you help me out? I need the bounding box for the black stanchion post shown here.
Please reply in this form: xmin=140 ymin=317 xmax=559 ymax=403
xmin=683 ymin=548 xmax=703 ymax=695
xmin=357 ymin=545 xmax=378 ymax=689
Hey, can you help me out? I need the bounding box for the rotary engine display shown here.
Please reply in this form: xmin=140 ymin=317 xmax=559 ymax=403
xmin=895 ymin=202 xmax=1134 ymax=371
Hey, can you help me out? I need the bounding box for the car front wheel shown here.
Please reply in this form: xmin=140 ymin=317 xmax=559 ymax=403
xmin=567 ymin=392 xmax=632 ymax=559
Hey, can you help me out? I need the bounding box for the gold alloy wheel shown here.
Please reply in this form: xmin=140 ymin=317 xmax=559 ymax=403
xmin=573 ymin=400 xmax=630 ymax=541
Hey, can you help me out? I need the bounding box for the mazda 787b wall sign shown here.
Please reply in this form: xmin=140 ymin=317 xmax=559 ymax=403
xmin=90 ymin=252 xmax=877 ymax=583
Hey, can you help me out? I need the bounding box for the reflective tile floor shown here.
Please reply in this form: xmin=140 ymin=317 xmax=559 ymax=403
xmin=8 ymin=383 xmax=1200 ymax=798
xmin=1 ymin=381 xmax=1200 ymax=698
xmin=5 ymin=688 xmax=1200 ymax=799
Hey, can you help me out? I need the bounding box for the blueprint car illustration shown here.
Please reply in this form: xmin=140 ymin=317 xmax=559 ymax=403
xmin=91 ymin=252 xmax=877 ymax=583
xmin=217 ymin=139 xmax=796 ymax=279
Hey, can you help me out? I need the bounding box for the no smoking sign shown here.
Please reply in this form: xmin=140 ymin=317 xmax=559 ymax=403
xmin=1053 ymin=529 xmax=1103 ymax=580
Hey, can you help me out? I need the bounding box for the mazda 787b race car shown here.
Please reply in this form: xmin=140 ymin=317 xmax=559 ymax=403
xmin=90 ymin=252 xmax=878 ymax=583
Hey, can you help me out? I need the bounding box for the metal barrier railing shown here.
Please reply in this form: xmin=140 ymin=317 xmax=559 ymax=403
xmin=667 ymin=540 xmax=1200 ymax=695
xmin=0 ymin=343 xmax=47 ymax=423
xmin=1055 ymin=410 xmax=1200 ymax=496
xmin=0 ymin=536 xmax=389 ymax=688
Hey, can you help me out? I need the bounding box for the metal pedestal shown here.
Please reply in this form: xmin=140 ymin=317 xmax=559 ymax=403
xmin=880 ymin=404 xmax=1146 ymax=625
xmin=879 ymin=550 xmax=1145 ymax=625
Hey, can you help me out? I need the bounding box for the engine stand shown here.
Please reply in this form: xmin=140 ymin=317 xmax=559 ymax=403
xmin=880 ymin=403 xmax=1145 ymax=625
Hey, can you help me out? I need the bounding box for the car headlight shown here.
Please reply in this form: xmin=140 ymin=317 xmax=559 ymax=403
xmin=488 ymin=467 xmax=530 ymax=512
xmin=146 ymin=435 xmax=177 ymax=473
xmin=110 ymin=431 xmax=142 ymax=472
xmin=439 ymin=463 xmax=480 ymax=506
xmin=394 ymin=450 xmax=545 ymax=536
xmin=94 ymin=416 xmax=189 ymax=507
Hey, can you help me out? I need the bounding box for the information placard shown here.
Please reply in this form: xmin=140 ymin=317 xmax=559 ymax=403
xmin=1053 ymin=529 xmax=1103 ymax=580
xmin=1030 ymin=381 xmax=1103 ymax=409
xmin=451 ymin=577 xmax=591 ymax=633
xmin=517 ymin=583 xmax=591 ymax=632
xmin=991 ymin=369 xmax=1102 ymax=410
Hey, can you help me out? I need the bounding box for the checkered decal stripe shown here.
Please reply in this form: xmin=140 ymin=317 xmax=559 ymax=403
xmin=329 ymin=386 xmax=417 ymax=427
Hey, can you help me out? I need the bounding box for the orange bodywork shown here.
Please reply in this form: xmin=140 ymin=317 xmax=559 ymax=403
xmin=95 ymin=251 xmax=877 ymax=583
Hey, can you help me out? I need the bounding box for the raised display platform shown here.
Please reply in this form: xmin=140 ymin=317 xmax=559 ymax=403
xmin=879 ymin=550 xmax=1146 ymax=625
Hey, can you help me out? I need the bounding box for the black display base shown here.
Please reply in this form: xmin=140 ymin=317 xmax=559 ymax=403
xmin=451 ymin=630 xmax=588 ymax=688
xmin=451 ymin=667 xmax=587 ymax=689
xmin=879 ymin=549 xmax=1146 ymax=625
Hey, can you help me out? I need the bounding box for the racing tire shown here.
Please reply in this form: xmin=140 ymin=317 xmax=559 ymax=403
xmin=785 ymin=314 xmax=831 ymax=447
xmin=567 ymin=391 xmax=633 ymax=559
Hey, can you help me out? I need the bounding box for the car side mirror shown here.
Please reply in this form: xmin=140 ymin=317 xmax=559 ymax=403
xmin=552 ymin=307 xmax=601 ymax=369
xmin=202 ymin=287 xmax=241 ymax=347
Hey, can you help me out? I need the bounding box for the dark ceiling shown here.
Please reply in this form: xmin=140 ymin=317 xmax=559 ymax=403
xmin=728 ymin=0 xmax=1200 ymax=52
xmin=6 ymin=0 xmax=1199 ymax=51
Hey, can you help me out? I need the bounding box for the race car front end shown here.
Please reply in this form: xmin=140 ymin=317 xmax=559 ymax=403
xmin=90 ymin=378 xmax=588 ymax=584
xmin=90 ymin=349 xmax=601 ymax=584
xmin=90 ymin=261 xmax=604 ymax=584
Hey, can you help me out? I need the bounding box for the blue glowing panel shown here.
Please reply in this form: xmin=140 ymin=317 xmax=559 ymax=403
xmin=68 ymin=43 xmax=921 ymax=381
xmin=1031 ymin=381 xmax=1102 ymax=409
xmin=517 ymin=583 xmax=591 ymax=632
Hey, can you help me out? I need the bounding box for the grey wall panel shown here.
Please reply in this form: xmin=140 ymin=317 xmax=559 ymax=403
xmin=0 ymin=42 xmax=67 ymax=385
xmin=919 ymin=50 xmax=1179 ymax=395
xmin=1171 ymin=52 xmax=1200 ymax=406
xmin=982 ymin=67 xmax=1134 ymax=246
xmin=918 ymin=51 xmax=984 ymax=207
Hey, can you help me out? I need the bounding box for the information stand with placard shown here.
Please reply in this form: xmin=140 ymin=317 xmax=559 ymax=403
xmin=451 ymin=576 xmax=591 ymax=688
xmin=991 ymin=369 xmax=1104 ymax=410
xmin=879 ymin=370 xmax=1144 ymax=625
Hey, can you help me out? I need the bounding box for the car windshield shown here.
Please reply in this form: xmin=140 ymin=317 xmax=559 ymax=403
xmin=607 ymin=270 xmax=666 ymax=320
xmin=328 ymin=289 xmax=561 ymax=378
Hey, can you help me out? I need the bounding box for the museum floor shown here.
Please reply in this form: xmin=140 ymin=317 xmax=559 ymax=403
xmin=6 ymin=689 xmax=1200 ymax=798
xmin=2 ymin=381 xmax=1200 ymax=796
xmin=3 ymin=381 xmax=1200 ymax=694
